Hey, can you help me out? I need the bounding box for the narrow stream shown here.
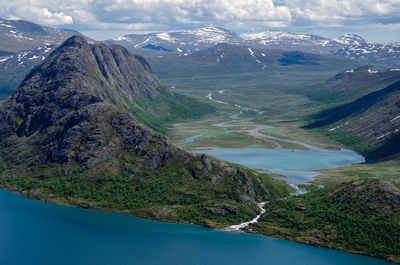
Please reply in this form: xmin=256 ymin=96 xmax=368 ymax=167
xmin=221 ymin=202 xmax=266 ymax=232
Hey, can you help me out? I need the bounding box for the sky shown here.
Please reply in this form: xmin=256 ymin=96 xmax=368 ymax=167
xmin=1 ymin=0 xmax=400 ymax=42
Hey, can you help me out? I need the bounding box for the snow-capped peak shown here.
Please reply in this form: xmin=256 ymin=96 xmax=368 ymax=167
xmin=333 ymin=34 xmax=368 ymax=46
xmin=156 ymin=32 xmax=176 ymax=42
xmin=183 ymin=26 xmax=231 ymax=35
xmin=240 ymin=30 xmax=329 ymax=47
xmin=112 ymin=36 xmax=131 ymax=41
xmin=108 ymin=26 xmax=400 ymax=66
xmin=180 ymin=26 xmax=236 ymax=43
xmin=241 ymin=30 xmax=312 ymax=41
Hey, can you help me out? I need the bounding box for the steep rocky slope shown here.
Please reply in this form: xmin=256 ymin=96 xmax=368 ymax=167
xmin=0 ymin=35 xmax=291 ymax=227
xmin=306 ymin=66 xmax=400 ymax=104
xmin=306 ymin=68 xmax=400 ymax=160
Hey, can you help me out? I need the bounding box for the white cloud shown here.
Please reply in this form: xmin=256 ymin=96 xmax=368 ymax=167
xmin=280 ymin=0 xmax=400 ymax=25
xmin=11 ymin=6 xmax=73 ymax=25
xmin=0 ymin=0 xmax=399 ymax=41
xmin=99 ymin=0 xmax=291 ymax=24
xmin=0 ymin=0 xmax=89 ymax=25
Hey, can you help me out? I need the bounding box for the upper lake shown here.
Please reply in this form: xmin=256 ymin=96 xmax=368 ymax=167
xmin=198 ymin=147 xmax=365 ymax=184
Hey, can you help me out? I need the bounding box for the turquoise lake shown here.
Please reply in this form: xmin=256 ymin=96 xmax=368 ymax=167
xmin=0 ymin=189 xmax=394 ymax=265
xmin=198 ymin=148 xmax=365 ymax=184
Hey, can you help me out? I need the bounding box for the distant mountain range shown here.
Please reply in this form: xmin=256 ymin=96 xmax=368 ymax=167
xmin=0 ymin=18 xmax=78 ymax=53
xmin=133 ymin=43 xmax=360 ymax=80
xmin=107 ymin=27 xmax=400 ymax=67
xmin=1 ymin=19 xmax=400 ymax=99
xmin=0 ymin=18 xmax=84 ymax=98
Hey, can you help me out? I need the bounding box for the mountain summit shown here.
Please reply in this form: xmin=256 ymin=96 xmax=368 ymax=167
xmin=0 ymin=34 xmax=162 ymax=167
xmin=0 ymin=35 xmax=291 ymax=226
xmin=108 ymin=26 xmax=241 ymax=53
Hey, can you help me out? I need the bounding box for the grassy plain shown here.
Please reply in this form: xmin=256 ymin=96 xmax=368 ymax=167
xmin=163 ymin=70 xmax=348 ymax=152
xmin=159 ymin=64 xmax=400 ymax=188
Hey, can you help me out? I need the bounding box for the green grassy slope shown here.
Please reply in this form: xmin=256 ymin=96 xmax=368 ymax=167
xmin=126 ymin=86 xmax=215 ymax=134
xmin=306 ymin=81 xmax=400 ymax=160
xmin=249 ymin=178 xmax=400 ymax=263
xmin=0 ymin=147 xmax=292 ymax=228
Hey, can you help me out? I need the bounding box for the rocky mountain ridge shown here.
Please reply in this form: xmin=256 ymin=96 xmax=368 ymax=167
xmin=108 ymin=27 xmax=400 ymax=66
xmin=0 ymin=35 xmax=291 ymax=227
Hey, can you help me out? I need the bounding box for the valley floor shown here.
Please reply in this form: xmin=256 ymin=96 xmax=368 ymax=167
xmin=164 ymin=73 xmax=400 ymax=263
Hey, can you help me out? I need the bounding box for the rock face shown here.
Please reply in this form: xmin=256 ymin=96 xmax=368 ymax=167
xmin=0 ymin=35 xmax=161 ymax=168
xmin=0 ymin=35 xmax=291 ymax=227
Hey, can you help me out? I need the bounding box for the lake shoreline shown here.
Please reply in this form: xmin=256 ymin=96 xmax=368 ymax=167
xmin=1 ymin=185 xmax=395 ymax=264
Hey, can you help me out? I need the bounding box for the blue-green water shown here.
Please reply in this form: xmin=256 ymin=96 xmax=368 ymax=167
xmin=199 ymin=148 xmax=365 ymax=184
xmin=0 ymin=189 xmax=393 ymax=265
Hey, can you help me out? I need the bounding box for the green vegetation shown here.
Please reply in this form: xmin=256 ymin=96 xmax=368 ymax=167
xmin=0 ymin=151 xmax=292 ymax=228
xmin=249 ymin=179 xmax=400 ymax=263
xmin=2 ymin=33 xmax=399 ymax=263
xmin=153 ymin=53 xmax=400 ymax=263
xmin=322 ymin=127 xmax=373 ymax=155
xmin=126 ymin=86 xmax=215 ymax=134
xmin=313 ymin=159 xmax=400 ymax=187
xmin=0 ymin=35 xmax=295 ymax=232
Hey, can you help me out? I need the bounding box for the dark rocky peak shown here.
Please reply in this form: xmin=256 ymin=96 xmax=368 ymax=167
xmin=0 ymin=35 xmax=163 ymax=167
xmin=0 ymin=35 xmax=162 ymax=156
xmin=19 ymin=35 xmax=159 ymax=109
xmin=354 ymin=65 xmax=374 ymax=72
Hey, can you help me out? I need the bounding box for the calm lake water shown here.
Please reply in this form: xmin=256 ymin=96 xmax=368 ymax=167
xmin=199 ymin=148 xmax=365 ymax=184
xmin=0 ymin=189 xmax=393 ymax=265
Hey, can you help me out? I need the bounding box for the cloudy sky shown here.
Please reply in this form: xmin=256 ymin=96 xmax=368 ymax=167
xmin=1 ymin=0 xmax=400 ymax=42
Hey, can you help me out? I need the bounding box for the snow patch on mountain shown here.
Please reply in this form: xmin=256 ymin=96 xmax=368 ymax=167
xmin=247 ymin=48 xmax=254 ymax=56
xmin=113 ymin=36 xmax=131 ymax=41
xmin=242 ymin=31 xmax=312 ymax=41
xmin=333 ymin=34 xmax=368 ymax=46
xmin=183 ymin=27 xmax=235 ymax=44
xmin=0 ymin=56 xmax=12 ymax=62
xmin=157 ymin=32 xmax=176 ymax=42
xmin=107 ymin=26 xmax=400 ymax=66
